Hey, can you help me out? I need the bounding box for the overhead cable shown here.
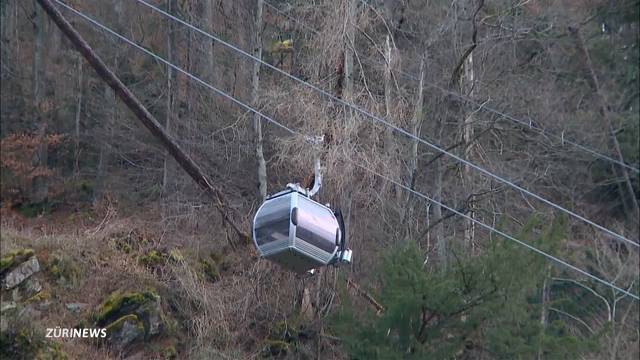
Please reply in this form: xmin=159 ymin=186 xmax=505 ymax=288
xmin=133 ymin=0 xmax=640 ymax=247
xmin=53 ymin=0 xmax=639 ymax=300
xmin=265 ymin=0 xmax=639 ymax=174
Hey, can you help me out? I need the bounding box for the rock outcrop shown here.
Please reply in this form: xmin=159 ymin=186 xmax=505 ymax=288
xmin=92 ymin=290 xmax=166 ymax=351
xmin=1 ymin=249 xmax=40 ymax=290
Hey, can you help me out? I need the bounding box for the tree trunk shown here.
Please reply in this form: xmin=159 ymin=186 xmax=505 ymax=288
xmin=433 ymin=151 xmax=445 ymax=267
xmin=2 ymin=0 xmax=18 ymax=72
xmin=462 ymin=52 xmax=475 ymax=251
xmin=30 ymin=0 xmax=48 ymax=204
xmin=252 ymin=0 xmax=267 ymax=201
xmin=434 ymin=110 xmax=446 ymax=267
xmin=343 ymin=0 xmax=356 ymax=103
xmin=342 ymin=0 xmax=357 ymax=238
xmin=384 ymin=35 xmax=393 ymax=119
xmin=35 ymin=0 xmax=249 ymax=240
xmin=204 ymin=0 xmax=216 ymax=83
xmin=537 ymin=265 xmax=551 ymax=360
xmin=402 ymin=57 xmax=425 ymax=232
xmin=95 ymin=2 xmax=121 ymax=203
xmin=163 ymin=0 xmax=177 ymax=216
xmin=185 ymin=6 xmax=194 ymax=133
xmin=569 ymin=27 xmax=639 ymax=227
xmin=74 ymin=54 xmax=83 ymax=177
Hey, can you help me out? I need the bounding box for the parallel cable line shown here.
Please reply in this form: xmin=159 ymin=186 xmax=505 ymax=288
xmin=52 ymin=0 xmax=639 ymax=300
xmin=392 ymin=66 xmax=640 ymax=174
xmin=266 ymin=0 xmax=639 ymax=174
xmin=350 ymin=161 xmax=639 ymax=301
xmin=133 ymin=0 xmax=639 ymax=247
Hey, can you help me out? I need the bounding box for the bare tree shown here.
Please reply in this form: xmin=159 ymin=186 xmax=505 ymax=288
xmin=163 ymin=0 xmax=178 ymax=218
xmin=30 ymin=0 xmax=48 ymax=204
xmin=252 ymin=0 xmax=267 ymax=201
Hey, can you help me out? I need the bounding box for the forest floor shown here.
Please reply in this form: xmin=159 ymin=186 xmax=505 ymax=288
xmin=0 ymin=200 xmax=273 ymax=359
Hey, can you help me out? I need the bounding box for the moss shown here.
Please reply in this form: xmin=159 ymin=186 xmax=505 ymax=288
xmin=35 ymin=342 xmax=68 ymax=360
xmin=0 ymin=248 xmax=35 ymax=276
xmin=116 ymin=242 xmax=133 ymax=254
xmin=101 ymin=314 xmax=145 ymax=348
xmin=200 ymin=252 xmax=229 ymax=283
xmin=160 ymin=345 xmax=178 ymax=359
xmin=94 ymin=290 xmax=159 ymax=327
xmin=110 ymin=230 xmax=148 ymax=254
xmin=259 ymin=320 xmax=301 ymax=357
xmin=138 ymin=250 xmax=164 ymax=268
xmin=208 ymin=252 xmax=223 ymax=264
xmin=139 ymin=249 xmax=185 ymax=268
xmin=261 ymin=340 xmax=290 ymax=357
xmin=45 ymin=253 xmax=80 ymax=288
xmin=162 ymin=315 xmax=179 ymax=337
xmin=105 ymin=314 xmax=144 ymax=335
xmin=200 ymin=258 xmax=220 ymax=283
xmin=167 ymin=249 xmax=183 ymax=263
xmin=25 ymin=290 xmax=50 ymax=304
xmin=270 ymin=320 xmax=299 ymax=343
xmin=0 ymin=313 xmax=46 ymax=359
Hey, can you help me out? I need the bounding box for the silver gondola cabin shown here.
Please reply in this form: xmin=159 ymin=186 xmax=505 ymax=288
xmin=252 ymin=182 xmax=352 ymax=273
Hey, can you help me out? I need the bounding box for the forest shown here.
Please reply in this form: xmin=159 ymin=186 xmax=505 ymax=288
xmin=0 ymin=0 xmax=638 ymax=359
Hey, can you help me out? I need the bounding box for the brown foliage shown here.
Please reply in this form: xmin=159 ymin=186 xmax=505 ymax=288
xmin=0 ymin=133 xmax=64 ymax=203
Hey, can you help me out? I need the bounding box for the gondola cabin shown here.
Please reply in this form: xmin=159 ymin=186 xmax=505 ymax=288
xmin=252 ymin=186 xmax=351 ymax=273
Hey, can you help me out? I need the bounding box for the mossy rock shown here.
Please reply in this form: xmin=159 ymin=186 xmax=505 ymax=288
xmin=105 ymin=314 xmax=143 ymax=335
xmin=0 ymin=249 xmax=35 ymax=277
xmin=11 ymin=277 xmax=43 ymax=303
xmin=93 ymin=290 xmax=164 ymax=340
xmin=94 ymin=290 xmax=157 ymax=326
xmin=104 ymin=314 xmax=145 ymax=350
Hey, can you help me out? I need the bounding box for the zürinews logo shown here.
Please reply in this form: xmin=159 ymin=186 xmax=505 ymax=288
xmin=46 ymin=327 xmax=107 ymax=338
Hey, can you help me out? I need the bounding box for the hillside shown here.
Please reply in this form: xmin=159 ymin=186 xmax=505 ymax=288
xmin=1 ymin=0 xmax=638 ymax=359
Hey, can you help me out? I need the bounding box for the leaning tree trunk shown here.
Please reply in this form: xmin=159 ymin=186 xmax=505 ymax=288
xmin=35 ymin=0 xmax=249 ymax=240
xmin=570 ymin=27 xmax=640 ymax=227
